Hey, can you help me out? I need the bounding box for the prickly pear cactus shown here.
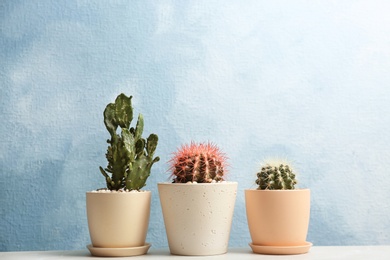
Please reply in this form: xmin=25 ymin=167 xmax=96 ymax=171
xmin=256 ymin=163 xmax=297 ymax=190
xmin=99 ymin=93 xmax=160 ymax=191
xmin=169 ymin=142 xmax=227 ymax=183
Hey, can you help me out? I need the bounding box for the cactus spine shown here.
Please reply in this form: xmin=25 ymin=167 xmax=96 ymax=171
xmin=99 ymin=93 xmax=160 ymax=191
xmin=256 ymin=163 xmax=297 ymax=190
xmin=169 ymin=142 xmax=227 ymax=183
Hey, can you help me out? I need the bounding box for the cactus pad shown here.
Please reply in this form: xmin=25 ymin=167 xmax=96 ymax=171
xmin=99 ymin=93 xmax=159 ymax=191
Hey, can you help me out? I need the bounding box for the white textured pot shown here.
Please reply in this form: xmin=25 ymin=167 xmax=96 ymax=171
xmin=86 ymin=191 xmax=151 ymax=248
xmin=158 ymin=182 xmax=238 ymax=256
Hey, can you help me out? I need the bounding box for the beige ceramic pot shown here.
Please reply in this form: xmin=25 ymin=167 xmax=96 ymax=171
xmin=86 ymin=191 xmax=151 ymax=249
xmin=158 ymin=182 xmax=238 ymax=256
xmin=245 ymin=189 xmax=310 ymax=247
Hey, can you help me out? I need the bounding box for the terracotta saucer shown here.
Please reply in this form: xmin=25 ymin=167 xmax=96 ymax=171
xmin=249 ymin=242 xmax=312 ymax=255
xmin=87 ymin=243 xmax=151 ymax=257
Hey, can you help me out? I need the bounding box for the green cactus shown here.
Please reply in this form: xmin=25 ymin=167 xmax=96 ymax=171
xmin=99 ymin=93 xmax=160 ymax=191
xmin=256 ymin=163 xmax=297 ymax=190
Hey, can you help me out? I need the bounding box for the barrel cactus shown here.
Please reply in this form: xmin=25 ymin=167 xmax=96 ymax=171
xmin=169 ymin=142 xmax=227 ymax=183
xmin=256 ymin=162 xmax=297 ymax=190
xmin=99 ymin=93 xmax=160 ymax=191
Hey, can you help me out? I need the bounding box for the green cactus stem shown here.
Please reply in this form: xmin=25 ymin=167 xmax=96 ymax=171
xmin=256 ymin=163 xmax=297 ymax=190
xmin=99 ymin=93 xmax=160 ymax=191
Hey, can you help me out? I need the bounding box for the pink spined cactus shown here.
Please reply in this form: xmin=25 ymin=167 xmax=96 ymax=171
xmin=169 ymin=142 xmax=228 ymax=183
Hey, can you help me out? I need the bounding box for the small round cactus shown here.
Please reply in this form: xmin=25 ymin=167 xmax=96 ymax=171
xmin=169 ymin=142 xmax=227 ymax=183
xmin=256 ymin=162 xmax=297 ymax=190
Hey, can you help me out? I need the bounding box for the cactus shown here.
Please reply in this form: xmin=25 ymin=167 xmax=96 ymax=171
xmin=169 ymin=142 xmax=227 ymax=183
xmin=99 ymin=93 xmax=160 ymax=191
xmin=256 ymin=163 xmax=297 ymax=190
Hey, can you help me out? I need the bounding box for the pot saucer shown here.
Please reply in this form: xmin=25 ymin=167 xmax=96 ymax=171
xmin=249 ymin=242 xmax=312 ymax=255
xmin=87 ymin=243 xmax=151 ymax=257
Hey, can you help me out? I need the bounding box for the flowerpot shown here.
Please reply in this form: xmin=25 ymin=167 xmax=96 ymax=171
xmin=245 ymin=189 xmax=311 ymax=254
xmin=86 ymin=191 xmax=151 ymax=256
xmin=158 ymin=182 xmax=237 ymax=256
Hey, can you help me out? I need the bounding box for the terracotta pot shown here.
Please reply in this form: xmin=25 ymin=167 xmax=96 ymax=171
xmin=245 ymin=189 xmax=310 ymax=246
xmin=86 ymin=191 xmax=151 ymax=248
xmin=158 ymin=182 xmax=237 ymax=256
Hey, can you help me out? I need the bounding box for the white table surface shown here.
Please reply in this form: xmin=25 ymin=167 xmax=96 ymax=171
xmin=1 ymin=246 xmax=389 ymax=260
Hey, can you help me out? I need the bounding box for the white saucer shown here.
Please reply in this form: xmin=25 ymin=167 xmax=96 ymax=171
xmin=87 ymin=243 xmax=151 ymax=257
xmin=249 ymin=242 xmax=312 ymax=255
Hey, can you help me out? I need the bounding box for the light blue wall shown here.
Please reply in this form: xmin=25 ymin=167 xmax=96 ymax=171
xmin=1 ymin=0 xmax=390 ymax=251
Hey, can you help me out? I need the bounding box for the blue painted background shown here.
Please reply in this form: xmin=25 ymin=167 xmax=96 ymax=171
xmin=1 ymin=0 xmax=390 ymax=251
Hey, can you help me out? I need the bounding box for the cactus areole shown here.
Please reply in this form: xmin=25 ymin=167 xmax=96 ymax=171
xmin=99 ymin=93 xmax=160 ymax=191
xmin=169 ymin=142 xmax=227 ymax=183
xmin=256 ymin=163 xmax=297 ymax=190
